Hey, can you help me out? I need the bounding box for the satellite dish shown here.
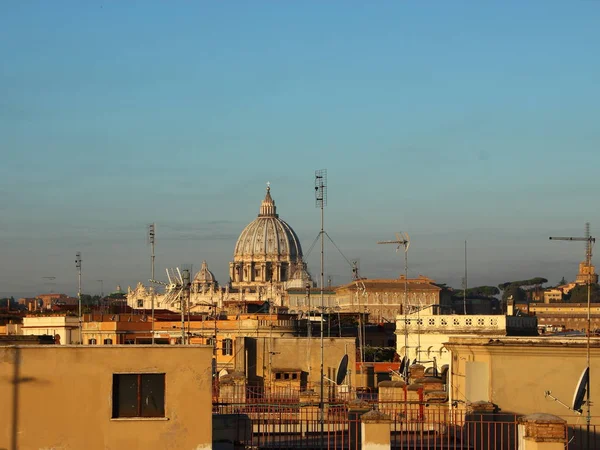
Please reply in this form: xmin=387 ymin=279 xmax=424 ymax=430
xmin=336 ymin=354 xmax=349 ymax=385
xmin=572 ymin=367 xmax=589 ymax=413
xmin=399 ymin=356 xmax=407 ymax=375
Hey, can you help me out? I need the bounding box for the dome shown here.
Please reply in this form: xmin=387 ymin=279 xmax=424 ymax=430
xmin=233 ymin=184 xmax=303 ymax=260
xmin=229 ymin=183 xmax=311 ymax=294
xmin=193 ymin=260 xmax=216 ymax=284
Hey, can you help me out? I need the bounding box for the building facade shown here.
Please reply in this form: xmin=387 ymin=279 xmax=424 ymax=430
xmin=21 ymin=315 xmax=80 ymax=344
xmin=396 ymin=309 xmax=538 ymax=369
xmin=0 ymin=345 xmax=213 ymax=450
xmin=445 ymin=336 xmax=600 ymax=425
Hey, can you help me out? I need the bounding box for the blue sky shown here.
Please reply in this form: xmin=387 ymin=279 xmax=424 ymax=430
xmin=1 ymin=1 xmax=599 ymax=297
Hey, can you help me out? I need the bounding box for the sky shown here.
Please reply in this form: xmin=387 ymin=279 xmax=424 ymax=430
xmin=1 ymin=1 xmax=599 ymax=298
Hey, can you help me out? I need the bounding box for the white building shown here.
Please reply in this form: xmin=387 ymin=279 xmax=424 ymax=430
xmin=21 ymin=315 xmax=81 ymax=344
xmin=396 ymin=307 xmax=538 ymax=369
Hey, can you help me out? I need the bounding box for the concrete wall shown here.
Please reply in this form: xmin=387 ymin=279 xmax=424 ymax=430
xmin=237 ymin=337 xmax=356 ymax=389
xmin=446 ymin=337 xmax=600 ymax=425
xmin=0 ymin=345 xmax=213 ymax=450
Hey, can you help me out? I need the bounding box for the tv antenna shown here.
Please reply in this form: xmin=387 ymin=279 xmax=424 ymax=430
xmin=352 ymin=261 xmax=367 ymax=373
xmin=147 ymin=223 xmax=156 ymax=344
xmin=75 ymin=252 xmax=82 ymax=344
xmin=314 ymin=168 xmax=327 ymax=448
xmin=549 ymin=223 xmax=595 ymax=445
xmin=378 ymin=232 xmax=411 ymax=380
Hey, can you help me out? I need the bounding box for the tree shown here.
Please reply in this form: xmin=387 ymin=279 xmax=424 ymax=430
xmin=501 ymin=284 xmax=527 ymax=304
xmin=451 ymin=285 xmax=499 ymax=300
xmin=565 ymin=284 xmax=600 ymax=303
xmin=498 ymin=277 xmax=548 ymax=291
xmin=559 ymin=277 xmax=567 ymax=286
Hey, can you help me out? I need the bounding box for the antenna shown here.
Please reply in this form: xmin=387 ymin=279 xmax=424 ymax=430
xmin=181 ymin=268 xmax=191 ymax=345
xmin=75 ymin=252 xmax=82 ymax=344
xmin=148 ymin=223 xmax=156 ymax=344
xmin=463 ymin=240 xmax=468 ymax=315
xmin=378 ymin=232 xmax=411 ymax=380
xmin=352 ymin=262 xmax=367 ymax=373
xmin=549 ymin=223 xmax=595 ymax=442
xmin=314 ymin=168 xmax=327 ymax=448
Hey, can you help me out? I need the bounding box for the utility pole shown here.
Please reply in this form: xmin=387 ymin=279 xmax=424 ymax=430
xmin=76 ymin=252 xmax=82 ymax=345
xmin=464 ymin=240 xmax=468 ymax=315
xmin=148 ymin=223 xmax=156 ymax=344
xmin=550 ymin=223 xmax=595 ymax=449
xmin=378 ymin=232 xmax=411 ymax=379
xmin=315 ymin=169 xmax=327 ymax=449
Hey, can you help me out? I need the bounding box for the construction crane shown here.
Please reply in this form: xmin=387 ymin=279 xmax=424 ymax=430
xmin=549 ymin=223 xmax=595 ymax=444
xmin=378 ymin=232 xmax=411 ymax=380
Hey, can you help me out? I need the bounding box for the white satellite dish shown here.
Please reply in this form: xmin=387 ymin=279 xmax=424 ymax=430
xmin=572 ymin=367 xmax=589 ymax=414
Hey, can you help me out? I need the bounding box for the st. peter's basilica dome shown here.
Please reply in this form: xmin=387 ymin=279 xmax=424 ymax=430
xmin=229 ymin=184 xmax=310 ymax=296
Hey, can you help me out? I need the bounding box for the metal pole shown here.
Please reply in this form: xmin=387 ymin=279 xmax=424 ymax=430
xmin=150 ymin=223 xmax=155 ymax=345
xmin=76 ymin=252 xmax=82 ymax=345
xmin=404 ymin=246 xmax=409 ymax=374
xmin=586 ymin=238 xmax=592 ymax=450
xmin=464 ymin=240 xmax=467 ymax=315
xmin=586 ymin=274 xmax=591 ymax=450
xmin=319 ymin=203 xmax=325 ymax=449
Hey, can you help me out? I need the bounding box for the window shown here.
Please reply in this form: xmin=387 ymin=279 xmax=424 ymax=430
xmin=88 ymin=338 xmax=97 ymax=345
xmin=207 ymin=337 xmax=215 ymax=347
xmin=112 ymin=374 xmax=165 ymax=418
xmin=137 ymin=299 xmax=144 ymax=308
xmin=104 ymin=338 xmax=113 ymax=345
xmin=222 ymin=338 xmax=233 ymax=356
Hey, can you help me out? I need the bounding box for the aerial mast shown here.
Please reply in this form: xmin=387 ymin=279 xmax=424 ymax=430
xmin=148 ymin=223 xmax=156 ymax=344
xmin=75 ymin=252 xmax=82 ymax=344
xmin=314 ymin=169 xmax=327 ymax=449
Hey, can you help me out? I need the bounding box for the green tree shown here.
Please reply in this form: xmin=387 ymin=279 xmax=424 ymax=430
xmin=501 ymin=284 xmax=527 ymax=303
xmin=565 ymin=284 xmax=600 ymax=303
xmin=498 ymin=277 xmax=548 ymax=291
xmin=559 ymin=277 xmax=567 ymax=286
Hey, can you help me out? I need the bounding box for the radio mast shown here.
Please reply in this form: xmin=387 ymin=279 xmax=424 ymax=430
xmin=148 ymin=223 xmax=156 ymax=344
xmin=75 ymin=252 xmax=82 ymax=344
xmin=314 ymin=169 xmax=327 ymax=449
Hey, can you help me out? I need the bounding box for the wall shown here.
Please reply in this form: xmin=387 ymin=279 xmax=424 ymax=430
xmin=446 ymin=337 xmax=600 ymax=425
xmin=0 ymin=345 xmax=213 ymax=450
xmin=236 ymin=337 xmax=356 ymax=389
